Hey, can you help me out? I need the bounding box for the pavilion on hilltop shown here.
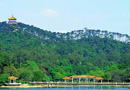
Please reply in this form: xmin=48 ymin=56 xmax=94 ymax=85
xmin=8 ymin=15 xmax=17 ymax=24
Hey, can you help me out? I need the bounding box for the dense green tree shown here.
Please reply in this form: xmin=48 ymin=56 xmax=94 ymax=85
xmin=0 ymin=22 xmax=130 ymax=83
xmin=33 ymin=71 xmax=44 ymax=81
xmin=19 ymin=72 xmax=30 ymax=81
xmin=19 ymin=68 xmax=33 ymax=81
xmin=104 ymin=72 xmax=112 ymax=81
xmin=23 ymin=61 xmax=38 ymax=70
xmin=0 ymin=74 xmax=9 ymax=86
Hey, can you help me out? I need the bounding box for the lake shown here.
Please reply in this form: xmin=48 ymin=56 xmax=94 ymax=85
xmin=0 ymin=86 xmax=130 ymax=90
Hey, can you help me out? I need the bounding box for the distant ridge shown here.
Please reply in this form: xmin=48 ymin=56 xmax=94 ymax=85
xmin=0 ymin=21 xmax=130 ymax=43
xmin=58 ymin=28 xmax=130 ymax=43
xmin=15 ymin=22 xmax=130 ymax=43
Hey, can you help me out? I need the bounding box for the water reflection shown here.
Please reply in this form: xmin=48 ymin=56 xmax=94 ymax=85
xmin=0 ymin=86 xmax=130 ymax=90
xmin=54 ymin=85 xmax=118 ymax=89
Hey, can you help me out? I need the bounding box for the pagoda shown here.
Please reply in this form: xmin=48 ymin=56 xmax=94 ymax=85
xmin=8 ymin=15 xmax=17 ymax=24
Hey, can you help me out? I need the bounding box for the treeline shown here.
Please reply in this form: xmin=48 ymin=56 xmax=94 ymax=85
xmin=0 ymin=22 xmax=130 ymax=85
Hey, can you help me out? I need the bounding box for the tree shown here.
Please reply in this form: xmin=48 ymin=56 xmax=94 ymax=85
xmin=3 ymin=66 xmax=10 ymax=74
xmin=89 ymin=67 xmax=105 ymax=77
xmin=19 ymin=72 xmax=30 ymax=81
xmin=10 ymin=64 xmax=19 ymax=76
xmin=53 ymin=72 xmax=64 ymax=80
xmin=19 ymin=67 xmax=33 ymax=81
xmin=33 ymin=70 xmax=44 ymax=81
xmin=23 ymin=61 xmax=38 ymax=70
xmin=104 ymin=72 xmax=111 ymax=81
xmin=0 ymin=74 xmax=9 ymax=86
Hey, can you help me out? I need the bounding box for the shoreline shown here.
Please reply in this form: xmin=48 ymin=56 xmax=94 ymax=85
xmin=0 ymin=84 xmax=130 ymax=88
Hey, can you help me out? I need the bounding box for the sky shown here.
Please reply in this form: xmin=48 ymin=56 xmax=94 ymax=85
xmin=0 ymin=0 xmax=130 ymax=35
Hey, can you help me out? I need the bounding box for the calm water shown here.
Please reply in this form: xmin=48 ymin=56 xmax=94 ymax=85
xmin=0 ymin=86 xmax=130 ymax=90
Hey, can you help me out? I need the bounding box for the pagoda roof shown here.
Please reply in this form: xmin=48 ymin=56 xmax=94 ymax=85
xmin=9 ymin=76 xmax=18 ymax=79
xmin=9 ymin=15 xmax=16 ymax=20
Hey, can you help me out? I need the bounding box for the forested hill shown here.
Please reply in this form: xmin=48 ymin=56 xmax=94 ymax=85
xmin=0 ymin=21 xmax=128 ymax=44
xmin=0 ymin=21 xmax=130 ymax=84
xmin=15 ymin=22 xmax=130 ymax=43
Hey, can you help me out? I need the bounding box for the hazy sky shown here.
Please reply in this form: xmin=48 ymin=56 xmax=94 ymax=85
xmin=0 ymin=0 xmax=130 ymax=35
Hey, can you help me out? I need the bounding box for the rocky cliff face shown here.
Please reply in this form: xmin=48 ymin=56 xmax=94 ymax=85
xmin=16 ymin=23 xmax=130 ymax=43
xmin=56 ymin=28 xmax=130 ymax=43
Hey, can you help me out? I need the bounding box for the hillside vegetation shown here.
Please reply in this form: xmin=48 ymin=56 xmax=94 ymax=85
xmin=0 ymin=22 xmax=130 ymax=85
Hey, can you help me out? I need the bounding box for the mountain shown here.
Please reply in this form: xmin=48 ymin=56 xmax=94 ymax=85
xmin=16 ymin=22 xmax=130 ymax=43
xmin=62 ymin=28 xmax=130 ymax=43
xmin=0 ymin=21 xmax=130 ymax=83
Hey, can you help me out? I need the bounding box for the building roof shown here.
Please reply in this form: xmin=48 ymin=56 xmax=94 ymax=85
xmin=90 ymin=75 xmax=96 ymax=77
xmin=95 ymin=77 xmax=104 ymax=80
xmin=71 ymin=75 xmax=84 ymax=78
xmin=9 ymin=15 xmax=16 ymax=20
xmin=9 ymin=76 xmax=18 ymax=79
xmin=63 ymin=77 xmax=72 ymax=79
xmin=71 ymin=75 xmax=96 ymax=78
